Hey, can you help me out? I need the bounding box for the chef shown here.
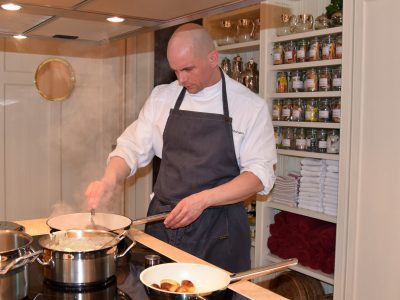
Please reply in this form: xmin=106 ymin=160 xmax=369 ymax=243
xmin=85 ymin=23 xmax=276 ymax=273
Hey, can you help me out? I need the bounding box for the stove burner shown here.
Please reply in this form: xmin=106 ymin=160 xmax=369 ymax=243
xmin=43 ymin=275 xmax=116 ymax=293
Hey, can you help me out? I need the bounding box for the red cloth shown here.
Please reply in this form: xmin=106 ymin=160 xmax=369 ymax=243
xmin=267 ymin=212 xmax=336 ymax=274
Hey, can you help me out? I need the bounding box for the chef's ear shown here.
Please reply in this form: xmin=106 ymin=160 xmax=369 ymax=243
xmin=208 ymin=49 xmax=219 ymax=67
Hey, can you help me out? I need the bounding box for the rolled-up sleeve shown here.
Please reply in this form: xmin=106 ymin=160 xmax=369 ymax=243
xmin=239 ymin=102 xmax=277 ymax=195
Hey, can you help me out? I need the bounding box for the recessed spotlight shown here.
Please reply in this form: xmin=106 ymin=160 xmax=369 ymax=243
xmin=1 ymin=3 xmax=22 ymax=11
xmin=107 ymin=16 xmax=125 ymax=23
xmin=13 ymin=34 xmax=27 ymax=40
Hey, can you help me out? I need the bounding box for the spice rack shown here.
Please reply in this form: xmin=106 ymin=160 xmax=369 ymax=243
xmin=255 ymin=0 xmax=345 ymax=292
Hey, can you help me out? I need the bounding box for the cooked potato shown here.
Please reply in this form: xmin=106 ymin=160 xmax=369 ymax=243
xmin=181 ymin=280 xmax=195 ymax=293
xmin=160 ymin=279 xmax=180 ymax=292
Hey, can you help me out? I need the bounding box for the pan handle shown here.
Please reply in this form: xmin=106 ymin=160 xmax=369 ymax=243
xmin=116 ymin=237 xmax=136 ymax=259
xmin=230 ymin=258 xmax=298 ymax=282
xmin=131 ymin=212 xmax=169 ymax=226
xmin=0 ymin=249 xmax=43 ymax=275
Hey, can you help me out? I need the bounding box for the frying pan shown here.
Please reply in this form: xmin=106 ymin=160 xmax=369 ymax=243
xmin=47 ymin=212 xmax=168 ymax=231
xmin=140 ymin=258 xmax=298 ymax=299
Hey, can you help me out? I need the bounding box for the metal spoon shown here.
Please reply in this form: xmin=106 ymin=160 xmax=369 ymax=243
xmin=86 ymin=208 xmax=110 ymax=231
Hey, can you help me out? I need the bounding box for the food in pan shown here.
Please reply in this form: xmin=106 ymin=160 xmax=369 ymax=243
xmin=153 ymin=279 xmax=196 ymax=293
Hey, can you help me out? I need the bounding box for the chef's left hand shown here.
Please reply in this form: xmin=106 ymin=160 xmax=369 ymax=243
xmin=164 ymin=192 xmax=207 ymax=229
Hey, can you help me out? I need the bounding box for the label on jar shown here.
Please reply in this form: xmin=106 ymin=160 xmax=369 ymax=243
xmin=305 ymin=110 xmax=317 ymax=121
xmin=273 ymin=109 xmax=280 ymax=118
xmin=305 ymin=79 xmax=316 ymax=89
xmin=319 ymin=110 xmax=329 ymax=119
xmin=336 ymin=46 xmax=343 ymax=57
xmin=282 ymin=139 xmax=291 ymax=147
xmin=275 ymin=133 xmax=282 ymax=145
xmin=293 ymin=79 xmax=304 ymax=89
xmin=322 ymin=45 xmax=331 ymax=57
xmin=327 ymin=135 xmax=340 ymax=153
xmin=284 ymin=51 xmax=293 ymax=61
xmin=292 ymin=110 xmax=301 ymax=119
xmin=332 ymin=109 xmax=341 ymax=119
xmin=309 ymin=48 xmax=317 ymax=60
xmin=318 ymin=140 xmax=327 ymax=149
xmin=274 ymin=53 xmax=281 ymax=62
xmin=297 ymin=49 xmax=305 ymax=59
xmin=296 ymin=139 xmax=306 ymax=147
xmin=319 ymin=78 xmax=328 ymax=88
xmin=333 ymin=78 xmax=342 ymax=87
xmin=282 ymin=109 xmax=291 ymax=117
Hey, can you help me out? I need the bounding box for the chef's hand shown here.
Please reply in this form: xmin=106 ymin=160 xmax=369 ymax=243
xmin=85 ymin=179 xmax=115 ymax=210
xmin=164 ymin=192 xmax=207 ymax=229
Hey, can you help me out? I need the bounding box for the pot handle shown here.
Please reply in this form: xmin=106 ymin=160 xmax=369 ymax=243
xmin=230 ymin=258 xmax=298 ymax=282
xmin=116 ymin=237 xmax=136 ymax=259
xmin=0 ymin=249 xmax=43 ymax=275
xmin=131 ymin=212 xmax=169 ymax=226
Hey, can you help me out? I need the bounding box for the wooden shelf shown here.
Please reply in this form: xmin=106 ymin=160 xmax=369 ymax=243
xmin=270 ymin=91 xmax=341 ymax=98
xmin=266 ymin=201 xmax=337 ymax=223
xmin=271 ymin=27 xmax=343 ymax=43
xmin=266 ymin=254 xmax=335 ymax=284
xmin=277 ymin=149 xmax=340 ymax=160
xmin=216 ymin=39 xmax=260 ymax=53
xmin=270 ymin=59 xmax=342 ymax=71
xmin=273 ymin=121 xmax=340 ymax=129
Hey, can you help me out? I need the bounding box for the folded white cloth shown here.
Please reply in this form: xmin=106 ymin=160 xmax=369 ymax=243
xmin=323 ymin=196 xmax=337 ymax=203
xmin=324 ymin=209 xmax=337 ymax=216
xmin=327 ymin=165 xmax=339 ymax=172
xmin=298 ymin=203 xmax=323 ymax=212
xmin=301 ymin=165 xmax=325 ymax=172
xmin=301 ymin=158 xmax=325 ymax=166
xmin=300 ymin=182 xmax=324 ymax=189
xmin=326 ymin=160 xmax=339 ymax=166
xmin=299 ymin=198 xmax=322 ymax=206
xmin=326 ymin=172 xmax=339 ymax=180
xmin=298 ymin=195 xmax=321 ymax=202
xmin=300 ymin=187 xmax=323 ymax=193
xmin=300 ymin=177 xmax=324 ymax=184
xmin=299 ymin=191 xmax=322 ymax=198
xmin=300 ymin=170 xmax=326 ymax=177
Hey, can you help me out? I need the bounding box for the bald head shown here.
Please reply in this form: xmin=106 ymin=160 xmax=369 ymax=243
xmin=166 ymin=23 xmax=220 ymax=93
xmin=167 ymin=23 xmax=216 ymax=60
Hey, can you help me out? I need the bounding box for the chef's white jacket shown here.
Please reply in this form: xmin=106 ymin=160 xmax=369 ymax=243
xmin=110 ymin=72 xmax=277 ymax=195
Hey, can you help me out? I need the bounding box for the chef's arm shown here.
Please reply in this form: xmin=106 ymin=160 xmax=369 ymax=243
xmin=164 ymin=171 xmax=262 ymax=229
xmin=85 ymin=156 xmax=131 ymax=209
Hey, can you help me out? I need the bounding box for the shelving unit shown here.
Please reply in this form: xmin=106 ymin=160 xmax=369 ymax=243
xmin=204 ymin=1 xmax=349 ymax=298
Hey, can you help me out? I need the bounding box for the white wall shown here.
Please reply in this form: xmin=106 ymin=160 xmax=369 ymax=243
xmin=347 ymin=0 xmax=400 ymax=299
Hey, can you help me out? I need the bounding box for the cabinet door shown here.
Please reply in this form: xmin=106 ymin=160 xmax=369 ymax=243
xmin=2 ymin=51 xmax=61 ymax=220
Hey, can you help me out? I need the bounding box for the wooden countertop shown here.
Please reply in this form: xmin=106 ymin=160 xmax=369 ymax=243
xmin=16 ymin=218 xmax=287 ymax=300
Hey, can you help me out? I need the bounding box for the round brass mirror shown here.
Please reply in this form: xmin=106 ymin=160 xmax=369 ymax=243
xmin=34 ymin=58 xmax=75 ymax=101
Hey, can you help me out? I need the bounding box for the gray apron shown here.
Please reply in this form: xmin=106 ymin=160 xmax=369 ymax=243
xmin=145 ymin=69 xmax=251 ymax=273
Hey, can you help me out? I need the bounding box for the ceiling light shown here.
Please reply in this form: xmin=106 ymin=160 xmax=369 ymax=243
xmin=107 ymin=16 xmax=125 ymax=23
xmin=13 ymin=34 xmax=27 ymax=40
xmin=1 ymin=3 xmax=21 ymax=11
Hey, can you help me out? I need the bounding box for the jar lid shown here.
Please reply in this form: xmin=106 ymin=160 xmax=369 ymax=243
xmin=0 ymin=221 xmax=24 ymax=231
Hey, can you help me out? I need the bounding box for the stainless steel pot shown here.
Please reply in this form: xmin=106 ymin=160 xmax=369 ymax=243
xmin=37 ymin=229 xmax=135 ymax=285
xmin=0 ymin=230 xmax=41 ymax=300
xmin=140 ymin=259 xmax=298 ymax=300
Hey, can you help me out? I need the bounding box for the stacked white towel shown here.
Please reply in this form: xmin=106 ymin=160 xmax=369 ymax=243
xmin=271 ymin=172 xmax=300 ymax=207
xmin=298 ymin=158 xmax=326 ymax=212
xmin=322 ymin=160 xmax=339 ymax=216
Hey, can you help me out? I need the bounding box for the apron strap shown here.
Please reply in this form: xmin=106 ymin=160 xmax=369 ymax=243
xmin=173 ymin=68 xmax=230 ymax=118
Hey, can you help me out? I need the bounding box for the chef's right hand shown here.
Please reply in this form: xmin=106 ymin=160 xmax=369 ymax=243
xmin=85 ymin=179 xmax=115 ymax=210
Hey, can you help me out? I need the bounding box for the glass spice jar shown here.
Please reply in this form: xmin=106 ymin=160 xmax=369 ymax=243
xmin=331 ymin=98 xmax=341 ymax=123
xmin=317 ymin=129 xmax=328 ymax=153
xmin=322 ymin=35 xmax=335 ymax=60
xmin=305 ymin=98 xmax=319 ymax=122
xmin=306 ymin=128 xmax=318 ymax=152
xmin=308 ymin=37 xmax=321 ymax=61
xmin=291 ymin=98 xmax=305 ymax=122
xmin=273 ymin=42 xmax=284 ymax=65
xmin=272 ymin=99 xmax=282 ymax=121
xmin=282 ymin=127 xmax=294 ymax=149
xmin=281 ymin=99 xmax=292 ymax=121
xmin=276 ymin=72 xmax=288 ymax=93
xmin=318 ymin=67 xmax=331 ymax=91
xmin=284 ymin=40 xmax=297 ymax=64
xmin=331 ymin=67 xmax=342 ymax=91
xmin=304 ymin=68 xmax=318 ymax=92
xmin=327 ymin=129 xmax=340 ymax=153
xmin=318 ymin=98 xmax=331 ymax=122
xmin=295 ymin=127 xmax=307 ymax=150
xmin=287 ymin=71 xmax=293 ymax=93
xmin=291 ymin=69 xmax=304 ymax=92
xmin=274 ymin=127 xmax=282 ymax=148
xmin=297 ymin=39 xmax=308 ymax=62
xmin=335 ymin=35 xmax=343 ymax=59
